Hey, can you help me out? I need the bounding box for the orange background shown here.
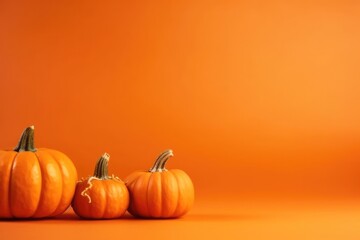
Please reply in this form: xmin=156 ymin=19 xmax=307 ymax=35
xmin=1 ymin=0 xmax=360 ymax=239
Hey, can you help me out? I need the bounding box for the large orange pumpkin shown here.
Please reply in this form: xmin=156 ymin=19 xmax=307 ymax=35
xmin=125 ymin=149 xmax=194 ymax=218
xmin=0 ymin=126 xmax=78 ymax=218
xmin=72 ymin=153 xmax=129 ymax=219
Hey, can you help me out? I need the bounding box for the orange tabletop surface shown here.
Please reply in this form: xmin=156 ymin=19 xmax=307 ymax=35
xmin=1 ymin=197 xmax=360 ymax=240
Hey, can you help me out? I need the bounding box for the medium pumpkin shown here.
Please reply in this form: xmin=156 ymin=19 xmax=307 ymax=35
xmin=72 ymin=153 xmax=129 ymax=219
xmin=0 ymin=126 xmax=78 ymax=218
xmin=125 ymin=149 xmax=194 ymax=218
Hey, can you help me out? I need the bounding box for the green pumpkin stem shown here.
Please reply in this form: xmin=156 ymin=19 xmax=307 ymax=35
xmin=13 ymin=125 xmax=37 ymax=152
xmin=93 ymin=153 xmax=110 ymax=179
xmin=149 ymin=149 xmax=173 ymax=172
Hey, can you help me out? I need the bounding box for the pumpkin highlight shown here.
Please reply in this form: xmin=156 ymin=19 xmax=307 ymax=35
xmin=72 ymin=153 xmax=129 ymax=219
xmin=0 ymin=126 xmax=78 ymax=218
xmin=125 ymin=149 xmax=194 ymax=218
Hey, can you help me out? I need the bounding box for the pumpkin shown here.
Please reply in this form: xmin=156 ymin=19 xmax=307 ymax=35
xmin=0 ymin=126 xmax=78 ymax=218
xmin=71 ymin=153 xmax=129 ymax=219
xmin=125 ymin=149 xmax=194 ymax=218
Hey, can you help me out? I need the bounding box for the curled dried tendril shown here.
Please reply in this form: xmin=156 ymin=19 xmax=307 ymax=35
xmin=80 ymin=175 xmax=123 ymax=204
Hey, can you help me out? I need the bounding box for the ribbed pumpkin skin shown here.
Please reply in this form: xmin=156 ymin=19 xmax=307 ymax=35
xmin=125 ymin=169 xmax=194 ymax=218
xmin=72 ymin=178 xmax=129 ymax=219
xmin=0 ymin=148 xmax=77 ymax=218
xmin=71 ymin=153 xmax=129 ymax=219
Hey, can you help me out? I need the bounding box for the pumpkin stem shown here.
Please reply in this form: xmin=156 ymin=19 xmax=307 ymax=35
xmin=93 ymin=153 xmax=110 ymax=179
xmin=149 ymin=149 xmax=173 ymax=172
xmin=13 ymin=125 xmax=37 ymax=152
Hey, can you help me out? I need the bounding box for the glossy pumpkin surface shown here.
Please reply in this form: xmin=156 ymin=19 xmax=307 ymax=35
xmin=0 ymin=126 xmax=77 ymax=218
xmin=72 ymin=153 xmax=129 ymax=219
xmin=125 ymin=150 xmax=194 ymax=218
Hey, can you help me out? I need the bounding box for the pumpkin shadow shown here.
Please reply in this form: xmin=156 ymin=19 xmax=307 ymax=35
xmin=0 ymin=212 xmax=263 ymax=223
xmin=49 ymin=212 xmax=264 ymax=222
xmin=111 ymin=213 xmax=263 ymax=222
xmin=51 ymin=212 xmax=130 ymax=221
xmin=51 ymin=212 xmax=143 ymax=221
xmin=52 ymin=212 xmax=80 ymax=221
xmin=0 ymin=212 xmax=80 ymax=222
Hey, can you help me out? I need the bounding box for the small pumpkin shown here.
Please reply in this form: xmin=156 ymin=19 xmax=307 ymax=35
xmin=0 ymin=126 xmax=78 ymax=218
xmin=72 ymin=153 xmax=129 ymax=219
xmin=125 ymin=149 xmax=194 ymax=218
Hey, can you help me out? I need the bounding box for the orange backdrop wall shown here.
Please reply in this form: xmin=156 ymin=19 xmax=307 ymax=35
xmin=1 ymin=0 xmax=360 ymax=202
